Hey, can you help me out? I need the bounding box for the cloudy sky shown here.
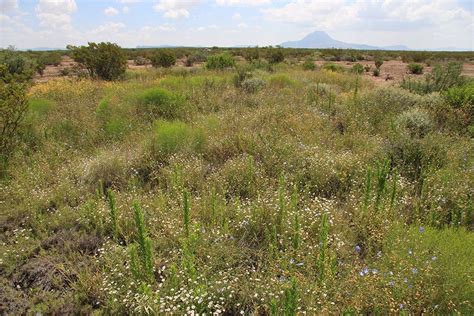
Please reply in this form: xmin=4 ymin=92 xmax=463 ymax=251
xmin=1 ymin=0 xmax=473 ymax=50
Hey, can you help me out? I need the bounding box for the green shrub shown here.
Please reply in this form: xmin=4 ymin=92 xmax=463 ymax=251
xmin=134 ymin=56 xmax=149 ymax=66
xmin=241 ymin=78 xmax=266 ymax=94
xmin=149 ymin=120 xmax=206 ymax=159
xmin=323 ymin=63 xmax=344 ymax=72
xmin=67 ymin=42 xmax=127 ymax=80
xmin=266 ymin=48 xmax=285 ymax=64
xmin=351 ymin=63 xmax=364 ymax=74
xmin=129 ymin=202 xmax=154 ymax=284
xmin=136 ymin=87 xmax=186 ymax=120
xmin=0 ymin=49 xmax=37 ymax=82
xmin=444 ymin=83 xmax=474 ymax=109
xmin=302 ymin=59 xmax=316 ymax=71
xmin=396 ymin=108 xmax=433 ymax=138
xmin=407 ymin=63 xmax=424 ymax=74
xmin=400 ymin=62 xmax=464 ymax=94
xmin=205 ymin=54 xmax=235 ymax=70
xmin=374 ymin=58 xmax=384 ymax=69
xmin=233 ymin=65 xmax=253 ymax=88
xmin=0 ymin=77 xmax=29 ymax=170
xmin=151 ymin=50 xmax=176 ymax=68
xmin=373 ymin=68 xmax=380 ymax=77
xmin=364 ymin=64 xmax=371 ymax=72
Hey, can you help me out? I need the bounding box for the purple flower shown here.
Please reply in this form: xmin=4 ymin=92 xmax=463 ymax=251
xmin=419 ymin=227 xmax=425 ymax=233
xmin=412 ymin=267 xmax=418 ymax=274
xmin=355 ymin=245 xmax=361 ymax=253
xmin=388 ymin=280 xmax=395 ymax=286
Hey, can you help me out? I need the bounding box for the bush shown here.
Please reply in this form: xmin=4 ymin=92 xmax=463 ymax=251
xmin=241 ymin=78 xmax=266 ymax=94
xmin=323 ymin=63 xmax=344 ymax=72
xmin=149 ymin=120 xmax=206 ymax=160
xmin=374 ymin=58 xmax=384 ymax=69
xmin=373 ymin=68 xmax=380 ymax=77
xmin=364 ymin=64 xmax=372 ymax=72
xmin=233 ymin=65 xmax=253 ymax=88
xmin=268 ymin=74 xmax=296 ymax=88
xmin=407 ymin=63 xmax=424 ymax=74
xmin=134 ymin=56 xmax=149 ymax=66
xmin=0 ymin=48 xmax=37 ymax=82
xmin=396 ymin=108 xmax=433 ymax=138
xmin=0 ymin=74 xmax=29 ymax=170
xmin=351 ymin=63 xmax=364 ymax=74
xmin=136 ymin=88 xmax=186 ymax=120
xmin=302 ymin=59 xmax=316 ymax=71
xmin=151 ymin=50 xmax=176 ymax=68
xmin=67 ymin=42 xmax=127 ymax=80
xmin=444 ymin=82 xmax=474 ymax=109
xmin=400 ymin=62 xmax=464 ymax=94
xmin=266 ymin=48 xmax=285 ymax=64
xmin=242 ymin=48 xmax=260 ymax=62
xmin=205 ymin=54 xmax=235 ymax=70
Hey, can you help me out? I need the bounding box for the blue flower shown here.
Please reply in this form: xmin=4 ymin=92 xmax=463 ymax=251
xmin=412 ymin=267 xmax=418 ymax=274
xmin=355 ymin=245 xmax=361 ymax=253
xmin=419 ymin=226 xmax=425 ymax=233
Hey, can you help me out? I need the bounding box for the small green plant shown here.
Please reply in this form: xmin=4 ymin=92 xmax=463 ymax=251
xmin=151 ymin=50 xmax=176 ymax=68
xmin=302 ymin=59 xmax=316 ymax=71
xmin=183 ymin=189 xmax=190 ymax=237
xmin=130 ymin=202 xmax=154 ymax=284
xmin=407 ymin=63 xmax=424 ymax=74
xmin=374 ymin=58 xmax=384 ymax=70
xmin=323 ymin=63 xmax=344 ymax=72
xmin=351 ymin=63 xmax=364 ymax=74
xmin=241 ymin=78 xmax=266 ymax=94
xmin=106 ymin=188 xmax=119 ymax=241
xmin=291 ymin=186 xmax=300 ymax=251
xmin=205 ymin=54 xmax=235 ymax=70
xmin=134 ymin=56 xmax=149 ymax=66
xmin=364 ymin=64 xmax=372 ymax=72
xmin=277 ymin=174 xmax=286 ymax=237
xmin=149 ymin=120 xmax=206 ymax=159
xmin=136 ymin=87 xmax=185 ymax=120
xmin=373 ymin=68 xmax=380 ymax=77
xmin=317 ymin=213 xmax=330 ymax=282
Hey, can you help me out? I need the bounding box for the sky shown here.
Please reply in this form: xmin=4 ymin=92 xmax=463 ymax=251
xmin=1 ymin=0 xmax=473 ymax=50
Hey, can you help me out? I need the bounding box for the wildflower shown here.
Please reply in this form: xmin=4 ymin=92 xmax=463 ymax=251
xmin=412 ymin=267 xmax=418 ymax=274
xmin=355 ymin=245 xmax=361 ymax=253
xmin=372 ymin=269 xmax=378 ymax=274
xmin=408 ymin=249 xmax=413 ymax=255
xmin=431 ymin=256 xmax=437 ymax=261
xmin=388 ymin=280 xmax=395 ymax=286
xmin=419 ymin=226 xmax=425 ymax=233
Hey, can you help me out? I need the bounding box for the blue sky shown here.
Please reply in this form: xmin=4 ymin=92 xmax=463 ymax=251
xmin=1 ymin=0 xmax=473 ymax=50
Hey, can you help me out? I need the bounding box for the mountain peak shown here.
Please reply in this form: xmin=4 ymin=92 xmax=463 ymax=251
xmin=281 ymin=30 xmax=410 ymax=50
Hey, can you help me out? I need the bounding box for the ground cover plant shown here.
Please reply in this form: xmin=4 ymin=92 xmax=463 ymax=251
xmin=0 ymin=45 xmax=473 ymax=315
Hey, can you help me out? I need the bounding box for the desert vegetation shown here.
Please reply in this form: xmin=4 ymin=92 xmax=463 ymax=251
xmin=1 ymin=43 xmax=473 ymax=314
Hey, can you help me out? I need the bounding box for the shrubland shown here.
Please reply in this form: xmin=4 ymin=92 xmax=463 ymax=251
xmin=0 ymin=46 xmax=473 ymax=315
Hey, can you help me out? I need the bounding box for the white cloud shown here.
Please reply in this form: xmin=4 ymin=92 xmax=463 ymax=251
xmin=216 ymin=0 xmax=270 ymax=6
xmin=154 ymin=0 xmax=201 ymax=19
xmin=104 ymin=6 xmax=119 ymax=16
xmin=1 ymin=0 xmax=18 ymax=13
xmin=91 ymin=21 xmax=125 ymax=34
xmin=122 ymin=6 xmax=130 ymax=13
xmin=232 ymin=12 xmax=241 ymax=20
xmin=237 ymin=22 xmax=247 ymax=29
xmin=118 ymin=0 xmax=140 ymax=3
xmin=35 ymin=0 xmax=77 ymax=30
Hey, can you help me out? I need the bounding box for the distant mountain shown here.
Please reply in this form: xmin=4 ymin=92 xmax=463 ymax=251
xmin=281 ymin=31 xmax=410 ymax=50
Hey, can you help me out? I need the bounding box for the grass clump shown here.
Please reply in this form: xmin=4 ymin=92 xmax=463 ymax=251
xmin=136 ymin=87 xmax=186 ymax=120
xmin=149 ymin=120 xmax=206 ymax=160
xmin=205 ymin=54 xmax=235 ymax=70
xmin=407 ymin=63 xmax=424 ymax=74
